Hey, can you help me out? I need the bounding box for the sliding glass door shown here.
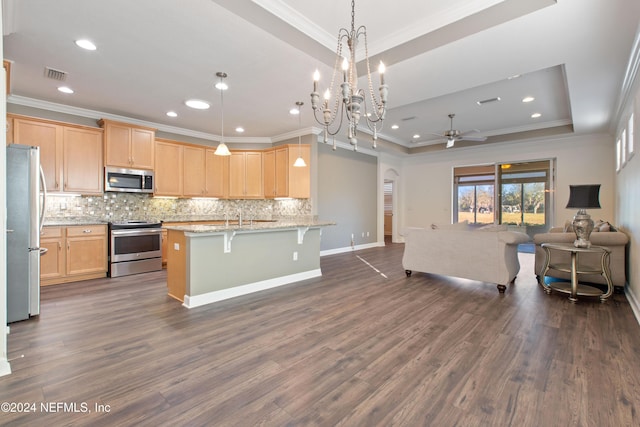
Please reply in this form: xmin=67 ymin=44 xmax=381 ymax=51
xmin=454 ymin=159 xmax=554 ymax=237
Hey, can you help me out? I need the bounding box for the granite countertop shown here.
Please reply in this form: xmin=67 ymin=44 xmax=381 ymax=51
xmin=164 ymin=219 xmax=335 ymax=233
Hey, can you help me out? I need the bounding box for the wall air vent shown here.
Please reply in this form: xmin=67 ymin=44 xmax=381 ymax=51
xmin=401 ymin=116 xmax=416 ymax=121
xmin=44 ymin=67 xmax=68 ymax=81
xmin=476 ymin=97 xmax=501 ymax=106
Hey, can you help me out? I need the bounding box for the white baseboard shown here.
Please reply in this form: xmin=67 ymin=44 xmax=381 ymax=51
xmin=0 ymin=360 xmax=11 ymax=377
xmin=320 ymin=241 xmax=385 ymax=256
xmin=183 ymin=269 xmax=322 ymax=309
xmin=625 ymin=285 xmax=640 ymax=326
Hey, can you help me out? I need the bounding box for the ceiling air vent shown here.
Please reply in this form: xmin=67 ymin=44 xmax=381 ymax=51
xmin=476 ymin=97 xmax=501 ymax=106
xmin=44 ymin=67 xmax=68 ymax=81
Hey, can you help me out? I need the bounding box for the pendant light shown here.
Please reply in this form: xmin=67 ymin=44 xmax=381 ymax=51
xmin=292 ymin=101 xmax=307 ymax=168
xmin=214 ymin=72 xmax=231 ymax=156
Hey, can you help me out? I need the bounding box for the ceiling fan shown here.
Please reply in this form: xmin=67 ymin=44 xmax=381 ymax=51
xmin=432 ymin=113 xmax=487 ymax=148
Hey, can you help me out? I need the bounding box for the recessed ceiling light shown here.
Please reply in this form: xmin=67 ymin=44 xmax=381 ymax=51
xmin=185 ymin=99 xmax=210 ymax=109
xmin=166 ymin=111 xmax=178 ymax=117
xmin=531 ymin=112 xmax=542 ymax=118
xmin=413 ymin=134 xmax=420 ymax=139
xmin=215 ymin=81 xmax=228 ymax=91
xmin=522 ymin=96 xmax=535 ymax=103
xmin=235 ymin=127 xmax=244 ymax=133
xmin=289 ymin=107 xmax=300 ymax=115
xmin=75 ymin=39 xmax=96 ymax=50
xmin=57 ymin=86 xmax=74 ymax=94
xmin=508 ymin=74 xmax=521 ymax=80
xmin=391 ymin=124 xmax=399 ymax=130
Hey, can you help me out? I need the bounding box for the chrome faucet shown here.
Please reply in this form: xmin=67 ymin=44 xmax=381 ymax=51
xmin=238 ymin=208 xmax=243 ymax=226
xmin=224 ymin=212 xmax=229 ymax=227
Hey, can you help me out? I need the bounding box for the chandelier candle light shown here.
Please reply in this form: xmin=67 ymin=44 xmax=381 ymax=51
xmin=310 ymin=0 xmax=388 ymax=151
xmin=566 ymin=184 xmax=601 ymax=248
xmin=214 ymin=72 xmax=231 ymax=156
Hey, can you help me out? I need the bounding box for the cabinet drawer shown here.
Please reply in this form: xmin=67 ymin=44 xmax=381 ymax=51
xmin=66 ymin=224 xmax=106 ymax=237
xmin=41 ymin=226 xmax=63 ymax=238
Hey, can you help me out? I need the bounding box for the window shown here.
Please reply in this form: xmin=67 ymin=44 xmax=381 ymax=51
xmin=629 ymin=113 xmax=635 ymax=159
xmin=621 ymin=129 xmax=627 ymax=166
xmin=454 ymin=165 xmax=495 ymax=225
xmin=616 ymin=138 xmax=622 ymax=172
xmin=454 ymin=160 xmax=554 ymax=234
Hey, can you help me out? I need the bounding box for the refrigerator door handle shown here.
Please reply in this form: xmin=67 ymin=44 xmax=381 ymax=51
xmin=39 ymin=164 xmax=47 ymax=232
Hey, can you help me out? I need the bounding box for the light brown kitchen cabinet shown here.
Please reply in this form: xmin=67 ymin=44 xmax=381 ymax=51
xmin=263 ymin=144 xmax=310 ymax=198
xmin=229 ymin=150 xmax=263 ymax=199
xmin=40 ymin=225 xmax=107 ymax=286
xmin=154 ymin=139 xmax=183 ymax=196
xmin=40 ymin=227 xmax=65 ymax=283
xmin=11 ymin=115 xmax=103 ymax=194
xmin=100 ymin=119 xmax=155 ymax=170
xmin=182 ymin=145 xmax=206 ymax=197
xmin=205 ymin=148 xmax=229 ymax=198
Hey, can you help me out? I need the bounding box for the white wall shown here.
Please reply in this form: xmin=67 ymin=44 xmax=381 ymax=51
xmin=1 ymin=2 xmax=10 ymax=376
xmin=400 ymin=133 xmax=616 ymax=232
xmin=615 ymin=55 xmax=640 ymax=313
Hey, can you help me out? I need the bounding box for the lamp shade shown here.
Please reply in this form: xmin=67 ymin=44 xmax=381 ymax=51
xmin=566 ymin=184 xmax=601 ymax=209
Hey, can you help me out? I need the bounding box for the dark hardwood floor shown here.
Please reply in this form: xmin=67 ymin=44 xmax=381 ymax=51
xmin=2 ymin=243 xmax=640 ymax=426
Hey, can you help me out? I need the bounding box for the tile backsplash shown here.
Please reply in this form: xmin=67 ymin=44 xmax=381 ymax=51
xmin=44 ymin=193 xmax=312 ymax=222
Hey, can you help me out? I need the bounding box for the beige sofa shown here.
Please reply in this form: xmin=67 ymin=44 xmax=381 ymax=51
xmin=402 ymin=225 xmax=531 ymax=293
xmin=533 ymin=227 xmax=629 ymax=288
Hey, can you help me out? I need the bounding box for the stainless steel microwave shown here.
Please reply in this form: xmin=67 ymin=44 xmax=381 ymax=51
xmin=104 ymin=166 xmax=154 ymax=193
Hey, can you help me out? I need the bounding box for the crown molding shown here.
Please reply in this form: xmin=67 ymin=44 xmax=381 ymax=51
xmin=7 ymin=95 xmax=272 ymax=143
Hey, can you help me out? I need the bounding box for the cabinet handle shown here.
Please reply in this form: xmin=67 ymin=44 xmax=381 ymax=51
xmin=58 ymin=242 xmax=62 ymax=250
xmin=83 ymin=229 xmax=92 ymax=233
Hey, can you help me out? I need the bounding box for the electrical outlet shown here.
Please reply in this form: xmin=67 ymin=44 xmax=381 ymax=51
xmin=361 ymin=232 xmax=365 ymax=238
xmin=173 ymin=243 xmax=180 ymax=250
xmin=367 ymin=231 xmax=370 ymax=237
xmin=293 ymin=251 xmax=298 ymax=261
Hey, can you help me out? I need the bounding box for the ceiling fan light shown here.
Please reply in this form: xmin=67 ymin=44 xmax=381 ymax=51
xmin=446 ymin=138 xmax=455 ymax=148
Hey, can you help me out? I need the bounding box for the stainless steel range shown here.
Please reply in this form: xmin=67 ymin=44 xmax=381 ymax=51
xmin=108 ymin=221 xmax=163 ymax=277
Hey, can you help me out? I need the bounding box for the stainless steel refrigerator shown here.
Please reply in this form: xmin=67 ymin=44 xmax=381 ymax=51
xmin=6 ymin=144 xmax=46 ymax=323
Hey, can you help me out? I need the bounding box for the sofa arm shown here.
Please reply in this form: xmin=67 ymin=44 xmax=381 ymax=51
xmin=498 ymin=231 xmax=531 ymax=245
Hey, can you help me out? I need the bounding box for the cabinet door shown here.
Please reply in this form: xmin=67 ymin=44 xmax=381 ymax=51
xmin=63 ymin=127 xmax=103 ymax=194
xmin=263 ymin=149 xmax=276 ymax=198
xmin=66 ymin=226 xmax=107 ymax=276
xmin=131 ymin=128 xmax=155 ymax=169
xmin=103 ymin=122 xmax=132 ymax=168
xmin=244 ymin=151 xmax=263 ymax=198
xmin=274 ymin=147 xmax=289 ymax=198
xmin=228 ymin=152 xmax=246 ymax=198
xmin=288 ymin=144 xmax=311 ymax=198
xmin=40 ymin=239 xmax=65 ymax=282
xmin=161 ymin=229 xmax=168 ymax=265
xmin=182 ymin=145 xmax=206 ymax=196
xmin=13 ymin=118 xmax=63 ymax=191
xmin=154 ymin=140 xmax=183 ymax=196
xmin=205 ymin=149 xmax=228 ymax=198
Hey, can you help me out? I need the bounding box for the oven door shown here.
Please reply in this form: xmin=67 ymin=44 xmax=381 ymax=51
xmin=110 ymin=228 xmax=162 ymax=262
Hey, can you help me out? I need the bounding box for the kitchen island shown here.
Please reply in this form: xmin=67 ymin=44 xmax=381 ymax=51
xmin=164 ymin=219 xmax=334 ymax=308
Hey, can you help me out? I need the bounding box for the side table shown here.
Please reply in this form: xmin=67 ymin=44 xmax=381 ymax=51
xmin=539 ymin=243 xmax=613 ymax=303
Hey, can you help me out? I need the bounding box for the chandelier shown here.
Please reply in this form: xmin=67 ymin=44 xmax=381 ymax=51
xmin=310 ymin=0 xmax=388 ymax=152
xmin=214 ymin=72 xmax=231 ymax=156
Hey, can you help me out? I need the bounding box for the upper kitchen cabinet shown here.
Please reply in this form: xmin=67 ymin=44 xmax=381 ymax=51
xmin=154 ymin=138 xmax=183 ymax=196
xmin=229 ymin=150 xmax=263 ymax=199
xmin=99 ymin=119 xmax=155 ymax=170
xmin=263 ymin=144 xmax=310 ymax=199
xmin=11 ymin=115 xmax=103 ymax=195
xmin=205 ymin=148 xmax=229 ymax=198
xmin=182 ymin=144 xmax=206 ymax=197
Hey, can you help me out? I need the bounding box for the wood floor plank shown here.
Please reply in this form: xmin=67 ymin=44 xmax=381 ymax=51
xmin=1 ymin=244 xmax=639 ymax=425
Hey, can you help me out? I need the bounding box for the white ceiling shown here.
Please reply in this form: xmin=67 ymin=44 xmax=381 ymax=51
xmin=3 ymin=0 xmax=640 ymax=154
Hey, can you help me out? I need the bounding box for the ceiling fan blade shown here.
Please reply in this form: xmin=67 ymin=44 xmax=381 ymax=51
xmin=459 ymin=136 xmax=487 ymax=142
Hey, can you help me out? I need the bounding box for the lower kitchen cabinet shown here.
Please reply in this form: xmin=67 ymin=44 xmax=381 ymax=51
xmin=40 ymin=224 xmax=108 ymax=286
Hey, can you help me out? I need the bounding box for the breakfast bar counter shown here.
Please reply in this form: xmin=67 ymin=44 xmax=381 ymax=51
xmin=164 ymin=220 xmax=334 ymax=308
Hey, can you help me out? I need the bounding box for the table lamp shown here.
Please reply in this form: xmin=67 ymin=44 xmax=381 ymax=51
xmin=566 ymin=184 xmax=601 ymax=248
